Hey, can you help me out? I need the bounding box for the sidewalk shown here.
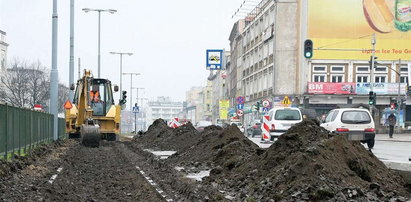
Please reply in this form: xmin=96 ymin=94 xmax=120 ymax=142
xmin=376 ymin=133 xmax=411 ymax=142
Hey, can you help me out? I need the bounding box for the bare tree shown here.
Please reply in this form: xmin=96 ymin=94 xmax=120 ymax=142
xmin=0 ymin=59 xmax=68 ymax=113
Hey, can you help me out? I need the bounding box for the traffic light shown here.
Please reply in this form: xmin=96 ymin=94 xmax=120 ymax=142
xmin=304 ymin=39 xmax=313 ymax=59
xmin=390 ymin=101 xmax=397 ymax=110
xmin=368 ymin=91 xmax=376 ymax=105
xmin=369 ymin=56 xmax=378 ymax=68
xmin=256 ymin=101 xmax=261 ymax=111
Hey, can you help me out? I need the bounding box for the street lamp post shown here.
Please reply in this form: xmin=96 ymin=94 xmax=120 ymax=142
xmin=109 ymin=52 xmax=133 ymax=95
xmin=82 ymin=8 xmax=117 ymax=78
xmin=123 ymin=73 xmax=141 ymax=133
xmin=132 ymin=87 xmax=145 ymax=131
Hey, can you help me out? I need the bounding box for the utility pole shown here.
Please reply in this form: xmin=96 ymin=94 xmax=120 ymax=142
xmin=69 ymin=0 xmax=74 ymax=101
xmin=370 ymin=33 xmax=376 ymax=116
xmin=50 ymin=0 xmax=59 ymax=140
xmin=398 ymin=59 xmax=402 ymax=128
xmin=78 ymin=58 xmax=81 ymax=79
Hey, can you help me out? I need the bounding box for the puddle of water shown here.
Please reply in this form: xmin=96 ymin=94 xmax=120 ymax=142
xmin=185 ymin=170 xmax=210 ymax=181
xmin=144 ymin=149 xmax=176 ymax=159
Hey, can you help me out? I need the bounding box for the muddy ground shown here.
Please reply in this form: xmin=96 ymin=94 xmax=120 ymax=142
xmin=0 ymin=140 xmax=164 ymax=202
xmin=1 ymin=118 xmax=411 ymax=201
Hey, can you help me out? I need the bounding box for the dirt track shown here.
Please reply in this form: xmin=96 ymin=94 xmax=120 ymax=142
xmin=0 ymin=140 xmax=165 ymax=202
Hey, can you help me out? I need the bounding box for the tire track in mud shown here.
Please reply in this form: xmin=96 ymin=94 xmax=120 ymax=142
xmin=41 ymin=141 xmax=165 ymax=202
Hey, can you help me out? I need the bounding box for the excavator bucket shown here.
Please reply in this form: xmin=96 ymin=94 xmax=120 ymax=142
xmin=80 ymin=124 xmax=101 ymax=147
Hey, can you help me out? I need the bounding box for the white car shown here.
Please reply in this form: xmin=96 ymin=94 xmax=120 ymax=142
xmin=268 ymin=107 xmax=303 ymax=140
xmin=320 ymin=108 xmax=375 ymax=148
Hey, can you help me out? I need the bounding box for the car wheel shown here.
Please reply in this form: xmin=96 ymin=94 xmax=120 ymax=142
xmin=367 ymin=138 xmax=375 ymax=149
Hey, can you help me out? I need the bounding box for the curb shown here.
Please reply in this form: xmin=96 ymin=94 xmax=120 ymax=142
xmin=382 ymin=161 xmax=411 ymax=184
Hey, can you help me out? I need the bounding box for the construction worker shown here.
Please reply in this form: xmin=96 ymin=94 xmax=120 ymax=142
xmin=90 ymin=90 xmax=103 ymax=115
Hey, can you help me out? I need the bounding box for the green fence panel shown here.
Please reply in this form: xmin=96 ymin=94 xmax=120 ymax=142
xmin=0 ymin=103 xmax=67 ymax=160
xmin=0 ymin=104 xmax=6 ymax=158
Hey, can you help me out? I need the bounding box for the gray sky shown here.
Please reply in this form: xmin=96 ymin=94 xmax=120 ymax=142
xmin=0 ymin=0 xmax=245 ymax=102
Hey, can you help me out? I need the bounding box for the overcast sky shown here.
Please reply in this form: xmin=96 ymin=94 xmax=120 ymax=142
xmin=0 ymin=0 xmax=247 ymax=102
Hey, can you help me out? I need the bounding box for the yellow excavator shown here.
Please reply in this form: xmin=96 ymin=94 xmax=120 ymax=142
xmin=64 ymin=70 xmax=127 ymax=147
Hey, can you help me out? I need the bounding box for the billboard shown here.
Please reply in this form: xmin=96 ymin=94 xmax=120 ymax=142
xmin=308 ymin=0 xmax=411 ymax=60
xmin=356 ymin=83 xmax=406 ymax=95
xmin=307 ymin=82 xmax=406 ymax=95
xmin=307 ymin=82 xmax=356 ymax=94
xmin=219 ymin=100 xmax=229 ymax=120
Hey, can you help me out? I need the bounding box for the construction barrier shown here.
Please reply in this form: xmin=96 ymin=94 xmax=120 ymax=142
xmin=168 ymin=118 xmax=181 ymax=129
xmin=0 ymin=102 xmax=66 ymax=160
xmin=261 ymin=115 xmax=270 ymax=141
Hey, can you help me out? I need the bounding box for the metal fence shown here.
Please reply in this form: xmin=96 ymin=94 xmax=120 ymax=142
xmin=0 ymin=103 xmax=66 ymax=159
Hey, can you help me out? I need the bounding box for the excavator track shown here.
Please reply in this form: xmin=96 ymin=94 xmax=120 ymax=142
xmin=81 ymin=124 xmax=101 ymax=147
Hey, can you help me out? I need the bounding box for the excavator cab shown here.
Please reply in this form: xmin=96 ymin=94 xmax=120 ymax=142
xmin=66 ymin=70 xmax=127 ymax=147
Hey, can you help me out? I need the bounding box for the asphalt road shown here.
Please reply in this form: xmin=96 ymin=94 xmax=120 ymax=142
xmin=247 ymin=134 xmax=411 ymax=163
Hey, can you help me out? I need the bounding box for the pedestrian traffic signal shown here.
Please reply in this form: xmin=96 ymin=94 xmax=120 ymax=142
xmin=369 ymin=56 xmax=378 ymax=68
xmin=368 ymin=91 xmax=376 ymax=105
xmin=304 ymin=39 xmax=313 ymax=59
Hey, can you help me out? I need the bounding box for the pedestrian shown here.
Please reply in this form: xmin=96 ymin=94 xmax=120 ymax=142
xmin=387 ymin=113 xmax=396 ymax=138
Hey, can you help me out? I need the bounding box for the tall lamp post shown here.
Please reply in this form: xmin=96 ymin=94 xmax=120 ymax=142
xmin=82 ymin=8 xmax=117 ymax=78
xmin=132 ymin=87 xmax=145 ymax=131
xmin=123 ymin=73 xmax=141 ymax=133
xmin=109 ymin=52 xmax=133 ymax=94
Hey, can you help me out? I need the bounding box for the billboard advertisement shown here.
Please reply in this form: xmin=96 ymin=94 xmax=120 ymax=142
xmin=356 ymin=83 xmax=406 ymax=95
xmin=219 ymin=100 xmax=229 ymax=120
xmin=308 ymin=82 xmax=406 ymax=95
xmin=307 ymin=82 xmax=356 ymax=94
xmin=308 ymin=0 xmax=411 ymax=60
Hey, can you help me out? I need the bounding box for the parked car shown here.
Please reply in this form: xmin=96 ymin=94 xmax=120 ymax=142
xmin=247 ymin=121 xmax=262 ymax=137
xmin=269 ymin=107 xmax=303 ymax=141
xmin=195 ymin=121 xmax=212 ymax=132
xmin=320 ymin=108 xmax=375 ymax=148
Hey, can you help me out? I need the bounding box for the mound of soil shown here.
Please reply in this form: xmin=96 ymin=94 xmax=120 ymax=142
xmin=217 ymin=120 xmax=410 ymax=201
xmin=134 ymin=119 xmax=199 ymax=151
xmin=168 ymin=125 xmax=263 ymax=173
xmin=0 ymin=140 xmax=66 ymax=178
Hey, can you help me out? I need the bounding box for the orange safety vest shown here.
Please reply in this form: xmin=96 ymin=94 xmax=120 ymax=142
xmin=90 ymin=91 xmax=100 ymax=101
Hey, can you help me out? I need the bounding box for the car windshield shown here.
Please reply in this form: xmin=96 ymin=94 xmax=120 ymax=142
xmin=341 ymin=111 xmax=371 ymax=124
xmin=274 ymin=109 xmax=301 ymax=120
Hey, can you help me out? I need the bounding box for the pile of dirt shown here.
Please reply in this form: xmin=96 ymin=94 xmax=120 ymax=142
xmin=168 ymin=125 xmax=263 ymax=173
xmin=134 ymin=118 xmax=200 ymax=151
xmin=213 ymin=120 xmax=410 ymax=201
xmin=0 ymin=140 xmax=66 ymax=178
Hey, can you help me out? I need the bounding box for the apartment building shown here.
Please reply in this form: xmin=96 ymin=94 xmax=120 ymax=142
xmin=0 ymin=30 xmax=8 ymax=70
xmin=145 ymin=96 xmax=183 ymax=127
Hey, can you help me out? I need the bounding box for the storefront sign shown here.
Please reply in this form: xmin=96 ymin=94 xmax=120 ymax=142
xmin=356 ymin=83 xmax=406 ymax=95
xmin=307 ymin=82 xmax=356 ymax=94
xmin=219 ymin=100 xmax=229 ymax=120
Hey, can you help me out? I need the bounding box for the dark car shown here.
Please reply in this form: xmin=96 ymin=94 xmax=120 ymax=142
xmin=246 ymin=122 xmax=262 ymax=137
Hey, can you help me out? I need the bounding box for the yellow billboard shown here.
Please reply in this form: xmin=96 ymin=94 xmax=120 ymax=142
xmin=219 ymin=100 xmax=229 ymax=120
xmin=308 ymin=0 xmax=411 ymax=60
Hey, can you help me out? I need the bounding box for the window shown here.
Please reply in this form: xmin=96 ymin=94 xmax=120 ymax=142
xmin=357 ymin=75 xmax=369 ymax=83
xmin=313 ymin=66 xmax=326 ymax=72
xmin=375 ymin=76 xmax=386 ymax=83
xmin=274 ymin=109 xmax=301 ymax=120
xmin=375 ymin=66 xmax=387 ymax=73
xmin=331 ymin=74 xmax=343 ymax=83
xmin=331 ymin=66 xmax=344 ymax=72
xmin=356 ymin=66 xmax=369 ymax=73
xmin=400 ymin=67 xmax=408 ymax=72
xmin=400 ymin=76 xmax=408 ymax=84
xmin=341 ymin=111 xmax=371 ymax=124
xmin=313 ymin=74 xmax=326 ymax=82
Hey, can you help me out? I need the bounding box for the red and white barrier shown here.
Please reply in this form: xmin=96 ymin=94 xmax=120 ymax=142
xmin=261 ymin=115 xmax=270 ymax=141
xmin=168 ymin=118 xmax=181 ymax=129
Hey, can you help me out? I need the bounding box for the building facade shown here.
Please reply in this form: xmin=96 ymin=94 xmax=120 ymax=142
xmin=145 ymin=96 xmax=183 ymax=128
xmin=223 ymin=0 xmax=411 ymax=130
xmin=0 ymin=30 xmax=8 ymax=70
